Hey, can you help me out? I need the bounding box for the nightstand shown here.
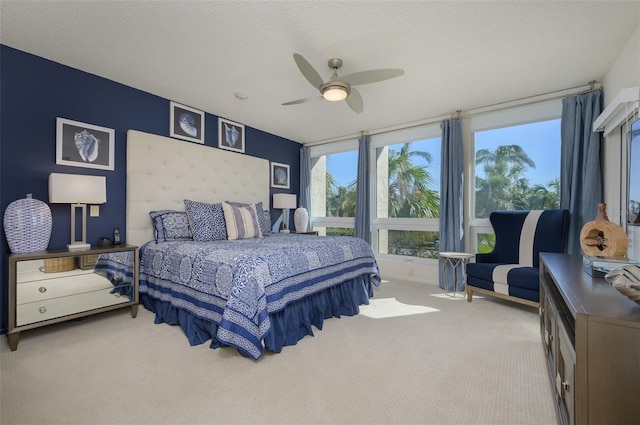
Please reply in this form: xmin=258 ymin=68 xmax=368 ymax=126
xmin=7 ymin=244 xmax=139 ymax=351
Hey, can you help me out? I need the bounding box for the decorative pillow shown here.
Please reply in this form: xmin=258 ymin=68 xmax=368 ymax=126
xmin=226 ymin=201 xmax=271 ymax=236
xmin=184 ymin=200 xmax=227 ymax=241
xmin=149 ymin=210 xmax=192 ymax=242
xmin=221 ymin=202 xmax=262 ymax=240
xmin=262 ymin=210 xmax=272 ymax=236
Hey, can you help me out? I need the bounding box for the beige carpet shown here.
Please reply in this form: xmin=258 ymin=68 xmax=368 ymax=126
xmin=0 ymin=280 xmax=558 ymax=425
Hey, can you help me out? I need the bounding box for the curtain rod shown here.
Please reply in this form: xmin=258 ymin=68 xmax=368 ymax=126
xmin=305 ymin=81 xmax=601 ymax=147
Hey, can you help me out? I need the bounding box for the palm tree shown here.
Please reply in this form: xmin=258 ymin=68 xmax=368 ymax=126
xmin=527 ymin=178 xmax=560 ymax=209
xmin=475 ymin=145 xmax=536 ymax=217
xmin=387 ymin=143 xmax=440 ymax=218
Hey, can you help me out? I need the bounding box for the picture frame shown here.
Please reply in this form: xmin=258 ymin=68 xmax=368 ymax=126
xmin=56 ymin=118 xmax=115 ymax=171
xmin=170 ymin=101 xmax=205 ymax=144
xmin=218 ymin=117 xmax=245 ymax=153
xmin=271 ymin=162 xmax=290 ymax=189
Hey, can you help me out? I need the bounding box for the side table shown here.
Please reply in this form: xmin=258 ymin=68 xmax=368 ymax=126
xmin=439 ymin=252 xmax=474 ymax=297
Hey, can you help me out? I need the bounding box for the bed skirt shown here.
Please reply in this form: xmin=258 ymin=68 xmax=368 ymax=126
xmin=140 ymin=274 xmax=374 ymax=358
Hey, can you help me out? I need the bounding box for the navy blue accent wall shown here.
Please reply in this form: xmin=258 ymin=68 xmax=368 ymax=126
xmin=0 ymin=45 xmax=301 ymax=334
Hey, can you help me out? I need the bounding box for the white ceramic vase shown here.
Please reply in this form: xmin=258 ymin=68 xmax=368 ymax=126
xmin=3 ymin=194 xmax=52 ymax=253
xmin=294 ymin=207 xmax=309 ymax=233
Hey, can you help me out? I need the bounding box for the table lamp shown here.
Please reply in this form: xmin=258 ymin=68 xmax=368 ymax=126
xmin=273 ymin=193 xmax=296 ymax=233
xmin=49 ymin=173 xmax=107 ymax=250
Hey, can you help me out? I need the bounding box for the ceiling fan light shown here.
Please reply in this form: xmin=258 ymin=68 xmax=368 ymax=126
xmin=323 ymin=87 xmax=348 ymax=102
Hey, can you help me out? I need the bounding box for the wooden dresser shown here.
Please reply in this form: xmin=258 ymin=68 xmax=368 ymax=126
xmin=539 ymin=253 xmax=640 ymax=425
xmin=7 ymin=245 xmax=139 ymax=350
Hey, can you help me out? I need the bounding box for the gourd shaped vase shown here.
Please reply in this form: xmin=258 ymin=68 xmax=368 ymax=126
xmin=294 ymin=207 xmax=309 ymax=233
xmin=3 ymin=194 xmax=52 ymax=253
xmin=579 ymin=203 xmax=628 ymax=258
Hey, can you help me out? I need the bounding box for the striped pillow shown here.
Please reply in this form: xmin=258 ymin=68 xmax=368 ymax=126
xmin=221 ymin=202 xmax=263 ymax=240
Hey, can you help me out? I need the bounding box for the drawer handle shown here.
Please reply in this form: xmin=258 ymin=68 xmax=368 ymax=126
xmin=555 ymin=373 xmax=570 ymax=397
xmin=39 ymin=286 xmax=47 ymax=293
xmin=38 ymin=306 xmax=47 ymax=314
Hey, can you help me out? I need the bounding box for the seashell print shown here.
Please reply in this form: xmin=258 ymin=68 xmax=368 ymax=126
xmin=74 ymin=130 xmax=99 ymax=162
xmin=178 ymin=113 xmax=198 ymax=137
xmin=274 ymin=168 xmax=287 ymax=185
xmin=224 ymin=123 xmax=239 ymax=147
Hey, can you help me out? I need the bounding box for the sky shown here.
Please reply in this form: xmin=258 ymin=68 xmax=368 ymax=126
xmin=326 ymin=119 xmax=561 ymax=190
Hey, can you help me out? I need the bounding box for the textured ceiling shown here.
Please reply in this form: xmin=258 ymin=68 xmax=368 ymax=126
xmin=1 ymin=1 xmax=639 ymax=145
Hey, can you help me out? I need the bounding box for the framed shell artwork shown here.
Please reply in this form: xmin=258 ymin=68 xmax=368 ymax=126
xmin=56 ymin=118 xmax=115 ymax=171
xmin=170 ymin=101 xmax=205 ymax=144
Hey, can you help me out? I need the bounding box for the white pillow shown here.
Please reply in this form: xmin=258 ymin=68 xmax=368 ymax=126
xmin=221 ymin=202 xmax=263 ymax=240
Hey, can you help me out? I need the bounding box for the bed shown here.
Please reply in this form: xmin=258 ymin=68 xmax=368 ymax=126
xmin=126 ymin=130 xmax=380 ymax=359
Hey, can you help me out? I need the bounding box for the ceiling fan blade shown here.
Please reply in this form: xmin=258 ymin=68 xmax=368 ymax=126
xmin=282 ymin=95 xmax=323 ymax=106
xmin=341 ymin=69 xmax=405 ymax=86
xmin=346 ymin=88 xmax=363 ymax=114
xmin=293 ymin=54 xmax=325 ymax=89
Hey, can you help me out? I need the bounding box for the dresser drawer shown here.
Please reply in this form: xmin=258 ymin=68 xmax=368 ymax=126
xmin=17 ymin=272 xmax=115 ymax=304
xmin=16 ymin=286 xmax=132 ymax=326
xmin=8 ymin=245 xmax=139 ymax=351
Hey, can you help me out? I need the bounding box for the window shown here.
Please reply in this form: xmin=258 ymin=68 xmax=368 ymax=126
xmin=308 ymin=98 xmax=562 ymax=260
xmin=310 ymin=146 xmax=358 ymax=233
xmin=372 ymin=125 xmax=442 ymax=261
xmin=474 ymin=120 xmax=561 ymax=219
xmin=469 ymin=99 xmax=562 ymax=254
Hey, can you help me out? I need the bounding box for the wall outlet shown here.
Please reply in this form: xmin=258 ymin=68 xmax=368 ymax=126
xmin=90 ymin=205 xmax=99 ymax=217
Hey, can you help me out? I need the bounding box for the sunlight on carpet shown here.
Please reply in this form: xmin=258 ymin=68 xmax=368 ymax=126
xmin=359 ymin=297 xmax=439 ymax=319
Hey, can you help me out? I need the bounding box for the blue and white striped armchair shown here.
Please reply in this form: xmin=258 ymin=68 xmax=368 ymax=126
xmin=466 ymin=209 xmax=569 ymax=307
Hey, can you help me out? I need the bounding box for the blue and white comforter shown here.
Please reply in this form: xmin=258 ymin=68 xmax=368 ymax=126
xmin=139 ymin=234 xmax=380 ymax=359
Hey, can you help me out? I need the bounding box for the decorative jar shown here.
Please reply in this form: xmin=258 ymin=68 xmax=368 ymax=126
xmin=294 ymin=207 xmax=309 ymax=233
xmin=3 ymin=194 xmax=52 ymax=253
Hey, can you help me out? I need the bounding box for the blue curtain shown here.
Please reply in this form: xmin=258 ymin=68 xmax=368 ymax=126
xmin=354 ymin=133 xmax=371 ymax=243
xmin=299 ymin=146 xmax=311 ymax=230
xmin=560 ymin=91 xmax=603 ymax=255
xmin=439 ymin=119 xmax=465 ymax=291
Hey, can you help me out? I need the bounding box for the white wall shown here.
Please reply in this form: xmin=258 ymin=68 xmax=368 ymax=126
xmin=602 ymin=22 xmax=640 ymax=261
xmin=602 ymin=22 xmax=640 ymax=104
xmin=603 ymin=21 xmax=640 ymax=225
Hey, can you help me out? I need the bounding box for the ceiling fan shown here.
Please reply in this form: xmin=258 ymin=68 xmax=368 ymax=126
xmin=282 ymin=53 xmax=404 ymax=114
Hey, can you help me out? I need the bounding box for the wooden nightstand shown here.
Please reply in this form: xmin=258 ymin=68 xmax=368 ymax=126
xmin=7 ymin=244 xmax=139 ymax=351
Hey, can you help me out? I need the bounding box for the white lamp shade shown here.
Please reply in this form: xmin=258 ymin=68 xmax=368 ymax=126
xmin=49 ymin=173 xmax=106 ymax=204
xmin=273 ymin=193 xmax=296 ymax=209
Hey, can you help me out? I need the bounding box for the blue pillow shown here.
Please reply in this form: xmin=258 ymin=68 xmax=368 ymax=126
xmin=149 ymin=210 xmax=192 ymax=242
xmin=184 ymin=200 xmax=227 ymax=241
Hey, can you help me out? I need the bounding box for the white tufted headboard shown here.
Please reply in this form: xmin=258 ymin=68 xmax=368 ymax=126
xmin=126 ymin=130 xmax=270 ymax=247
